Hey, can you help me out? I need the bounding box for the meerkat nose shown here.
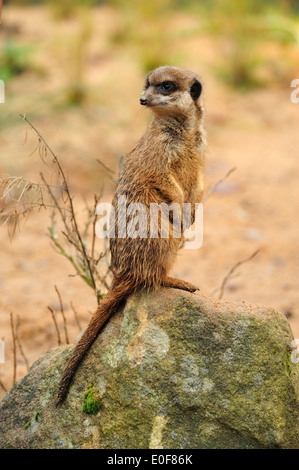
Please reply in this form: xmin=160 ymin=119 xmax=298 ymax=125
xmin=140 ymin=97 xmax=148 ymax=106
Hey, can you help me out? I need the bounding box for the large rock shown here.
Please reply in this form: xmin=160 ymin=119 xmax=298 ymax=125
xmin=0 ymin=289 xmax=299 ymax=449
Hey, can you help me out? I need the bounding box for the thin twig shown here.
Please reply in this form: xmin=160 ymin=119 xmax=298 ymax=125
xmin=20 ymin=114 xmax=97 ymax=297
xmin=91 ymin=194 xmax=99 ymax=265
xmin=0 ymin=379 xmax=7 ymax=393
xmin=213 ymin=249 xmax=261 ymax=300
xmin=48 ymin=306 xmax=62 ymax=346
xmin=61 ymin=230 xmax=83 ymax=255
xmin=40 ymin=172 xmax=71 ymax=221
xmin=54 ymin=285 xmax=69 ymax=344
xmin=48 ymin=225 xmax=92 ymax=287
xmin=203 ymin=167 xmax=236 ymax=203
xmin=96 ymin=158 xmax=116 ymax=182
xmin=15 ymin=315 xmax=30 ymax=372
xmin=70 ymin=302 xmax=82 ymax=331
xmin=10 ymin=313 xmax=17 ymax=385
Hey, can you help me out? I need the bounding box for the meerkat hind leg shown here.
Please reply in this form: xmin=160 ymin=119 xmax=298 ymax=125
xmin=161 ymin=276 xmax=199 ymax=293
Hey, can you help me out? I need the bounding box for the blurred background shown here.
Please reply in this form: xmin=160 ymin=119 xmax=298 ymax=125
xmin=0 ymin=0 xmax=299 ymax=395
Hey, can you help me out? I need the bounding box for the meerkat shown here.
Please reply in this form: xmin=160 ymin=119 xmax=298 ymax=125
xmin=56 ymin=65 xmax=206 ymax=406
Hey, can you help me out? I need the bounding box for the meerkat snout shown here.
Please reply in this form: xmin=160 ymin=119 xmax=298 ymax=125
xmin=140 ymin=97 xmax=148 ymax=106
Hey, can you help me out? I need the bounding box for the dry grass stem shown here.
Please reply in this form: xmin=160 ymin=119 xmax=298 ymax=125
xmin=203 ymin=167 xmax=236 ymax=203
xmin=48 ymin=306 xmax=62 ymax=346
xmin=54 ymin=285 xmax=69 ymax=344
xmin=211 ymin=249 xmax=261 ymax=299
xmin=15 ymin=315 xmax=30 ymax=372
xmin=70 ymin=302 xmax=82 ymax=331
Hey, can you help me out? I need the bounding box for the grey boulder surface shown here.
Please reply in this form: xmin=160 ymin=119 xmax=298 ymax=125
xmin=0 ymin=289 xmax=299 ymax=449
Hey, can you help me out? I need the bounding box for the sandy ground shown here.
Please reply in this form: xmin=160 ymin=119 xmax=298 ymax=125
xmin=0 ymin=5 xmax=299 ymax=396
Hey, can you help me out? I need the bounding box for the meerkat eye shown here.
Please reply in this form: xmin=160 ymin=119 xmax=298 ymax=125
xmin=145 ymin=77 xmax=150 ymax=89
xmin=158 ymin=81 xmax=177 ymax=94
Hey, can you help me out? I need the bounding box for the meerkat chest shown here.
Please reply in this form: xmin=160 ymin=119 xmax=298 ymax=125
xmin=170 ymin=147 xmax=200 ymax=179
xmin=167 ymin=155 xmax=200 ymax=204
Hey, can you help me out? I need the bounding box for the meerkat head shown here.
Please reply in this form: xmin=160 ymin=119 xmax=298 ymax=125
xmin=140 ymin=65 xmax=203 ymax=120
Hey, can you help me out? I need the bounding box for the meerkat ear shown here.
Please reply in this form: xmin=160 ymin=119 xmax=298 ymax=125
xmin=190 ymin=79 xmax=202 ymax=101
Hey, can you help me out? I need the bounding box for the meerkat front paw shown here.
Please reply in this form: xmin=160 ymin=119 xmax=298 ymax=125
xmin=162 ymin=277 xmax=200 ymax=293
xmin=182 ymin=281 xmax=200 ymax=293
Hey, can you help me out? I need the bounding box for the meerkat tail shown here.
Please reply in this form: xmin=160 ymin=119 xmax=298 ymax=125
xmin=56 ymin=279 xmax=133 ymax=406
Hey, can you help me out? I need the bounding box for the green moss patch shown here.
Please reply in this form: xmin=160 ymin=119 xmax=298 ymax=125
xmin=82 ymin=382 xmax=102 ymax=415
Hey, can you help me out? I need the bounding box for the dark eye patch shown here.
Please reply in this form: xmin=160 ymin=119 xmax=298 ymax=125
xmin=157 ymin=81 xmax=177 ymax=95
xmin=145 ymin=77 xmax=150 ymax=89
xmin=190 ymin=79 xmax=202 ymax=101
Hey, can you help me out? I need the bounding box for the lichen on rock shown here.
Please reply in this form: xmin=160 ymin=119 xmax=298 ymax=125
xmin=0 ymin=289 xmax=299 ymax=449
